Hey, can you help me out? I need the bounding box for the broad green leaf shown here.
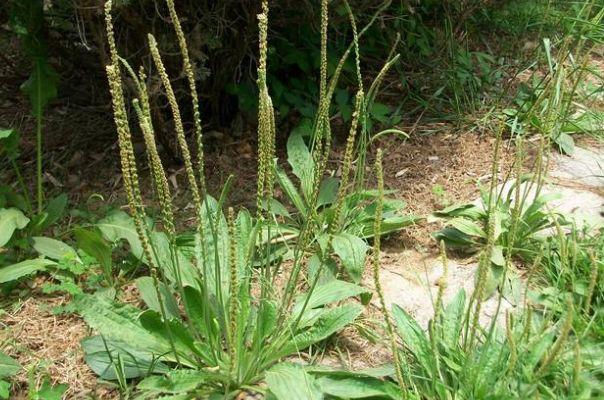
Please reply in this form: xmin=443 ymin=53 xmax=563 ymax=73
xmin=31 ymin=236 xmax=78 ymax=261
xmin=441 ymin=356 xmax=462 ymax=372
xmin=76 ymin=294 xmax=173 ymax=357
xmin=0 ymin=258 xmax=56 ymax=283
xmin=279 ymin=304 xmax=362 ymax=358
xmin=98 ymin=210 xmax=143 ymax=258
xmin=139 ymin=310 xmax=207 ymax=364
xmin=554 ymin=132 xmax=574 ymax=155
xmin=135 ymin=277 xmax=180 ymax=320
xmin=335 ymin=89 xmax=351 ymax=118
xmin=0 ymin=129 xmax=14 ymax=139
xmin=0 ymin=129 xmax=19 ymax=159
xmin=492 ymin=210 xmax=506 ymax=242
xmin=482 ymin=265 xmax=503 ymax=300
xmin=317 ymin=177 xmax=339 ymax=208
xmin=275 ymin=167 xmax=308 ymax=216
xmin=287 ymin=126 xmax=314 ymax=200
xmin=433 ymin=203 xmax=483 ymax=219
xmin=332 ymin=233 xmax=368 ymax=283
xmin=316 ymin=376 xmax=402 ymax=399
xmin=74 ymin=227 xmax=112 ymax=275
xmin=82 ymin=336 xmax=170 ymax=380
xmin=40 ymin=193 xmax=68 ymax=230
xmin=292 ymin=280 xmax=367 ymax=316
xmin=0 ymin=208 xmax=30 ymax=247
xmin=359 ymin=215 xmax=420 ymax=239
xmin=182 ymin=286 xmax=214 ymax=339
xmin=432 ymin=227 xmax=475 ymax=248
xmin=306 ymin=364 xmax=396 ymax=379
xmin=307 ymin=254 xmax=337 ymax=285
xmin=266 ymin=363 xmax=322 ymax=400
xmin=148 ymin=231 xmax=198 ymax=290
xmin=264 ymin=198 xmax=291 ymax=218
xmin=501 ymin=272 xmax=523 ymax=306
xmin=391 ymin=305 xmax=430 ymax=365
xmin=30 ymin=379 xmax=66 ymax=400
xmin=370 ymin=103 xmax=390 ymax=123
xmin=236 ymin=209 xmax=258 ymax=278
xmin=0 ymin=352 xmax=20 ymax=378
xmin=256 ymin=299 xmax=279 ymax=345
xmin=526 ymin=333 xmax=554 ymax=370
xmin=21 ymin=60 xmax=58 ymax=116
xmin=0 ymin=380 xmax=9 ymax=400
xmin=198 ymin=196 xmax=230 ymax=296
xmin=433 ymin=227 xmax=475 ymax=248
xmin=441 ymin=290 xmax=466 ymax=347
xmin=449 ymin=218 xmax=486 ymax=239
xmin=490 ymin=245 xmax=505 ymax=267
xmin=353 ymin=198 xmax=406 ymax=223
xmin=137 ymin=370 xmax=218 ymax=394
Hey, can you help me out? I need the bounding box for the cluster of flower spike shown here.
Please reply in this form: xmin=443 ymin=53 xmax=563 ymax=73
xmin=372 ymin=149 xmax=407 ymax=393
xmin=255 ymin=0 xmax=276 ymax=218
xmin=165 ymin=0 xmax=206 ymax=194
xmin=105 ymin=1 xmax=160 ymax=277
xmin=105 ymin=0 xmax=209 ymax=294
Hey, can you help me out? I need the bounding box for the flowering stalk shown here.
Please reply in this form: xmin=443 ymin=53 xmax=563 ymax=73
xmin=164 ymin=0 xmax=206 ymax=193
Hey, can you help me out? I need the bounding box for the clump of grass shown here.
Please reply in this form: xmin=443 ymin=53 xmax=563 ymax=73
xmin=505 ymin=1 xmax=604 ymax=152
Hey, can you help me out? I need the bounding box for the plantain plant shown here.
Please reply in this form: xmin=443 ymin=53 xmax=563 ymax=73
xmin=75 ymin=1 xmax=383 ymax=398
xmin=271 ymin=121 xmax=418 ymax=283
xmin=266 ymin=1 xmax=418 ymax=284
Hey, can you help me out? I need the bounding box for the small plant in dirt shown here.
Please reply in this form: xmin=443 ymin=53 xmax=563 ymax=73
xmin=0 ymin=229 xmax=118 ymax=313
xmin=431 ymin=184 xmax=451 ymax=209
xmin=0 ymin=353 xmax=67 ymax=400
xmin=433 ymin=179 xmax=564 ymax=262
xmin=74 ymin=1 xmax=391 ymax=398
xmin=432 ymin=135 xmax=567 ymax=300
xmin=389 ymin=287 xmax=587 ymax=398
xmin=0 ymin=181 xmax=123 ymax=294
xmin=0 ymin=193 xmax=70 ymax=283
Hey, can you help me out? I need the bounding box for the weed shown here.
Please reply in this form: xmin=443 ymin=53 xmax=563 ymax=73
xmin=270 ymin=120 xmax=419 ymax=283
xmin=8 ymin=0 xmax=59 ymax=212
xmin=504 ymin=2 xmax=604 ymax=152
xmin=75 ymin=1 xmax=384 ymax=397
xmin=535 ymin=223 xmax=604 ymax=335
xmin=0 ymin=351 xmax=20 ymax=400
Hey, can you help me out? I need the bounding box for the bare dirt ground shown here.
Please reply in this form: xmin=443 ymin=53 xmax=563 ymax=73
xmin=0 ymin=292 xmax=116 ymax=399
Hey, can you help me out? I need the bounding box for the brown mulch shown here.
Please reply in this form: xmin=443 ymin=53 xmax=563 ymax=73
xmin=0 ymin=294 xmax=118 ymax=399
xmin=376 ymin=130 xmax=514 ymax=250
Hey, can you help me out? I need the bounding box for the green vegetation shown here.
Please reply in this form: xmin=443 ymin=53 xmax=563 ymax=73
xmin=0 ymin=0 xmax=603 ymax=398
